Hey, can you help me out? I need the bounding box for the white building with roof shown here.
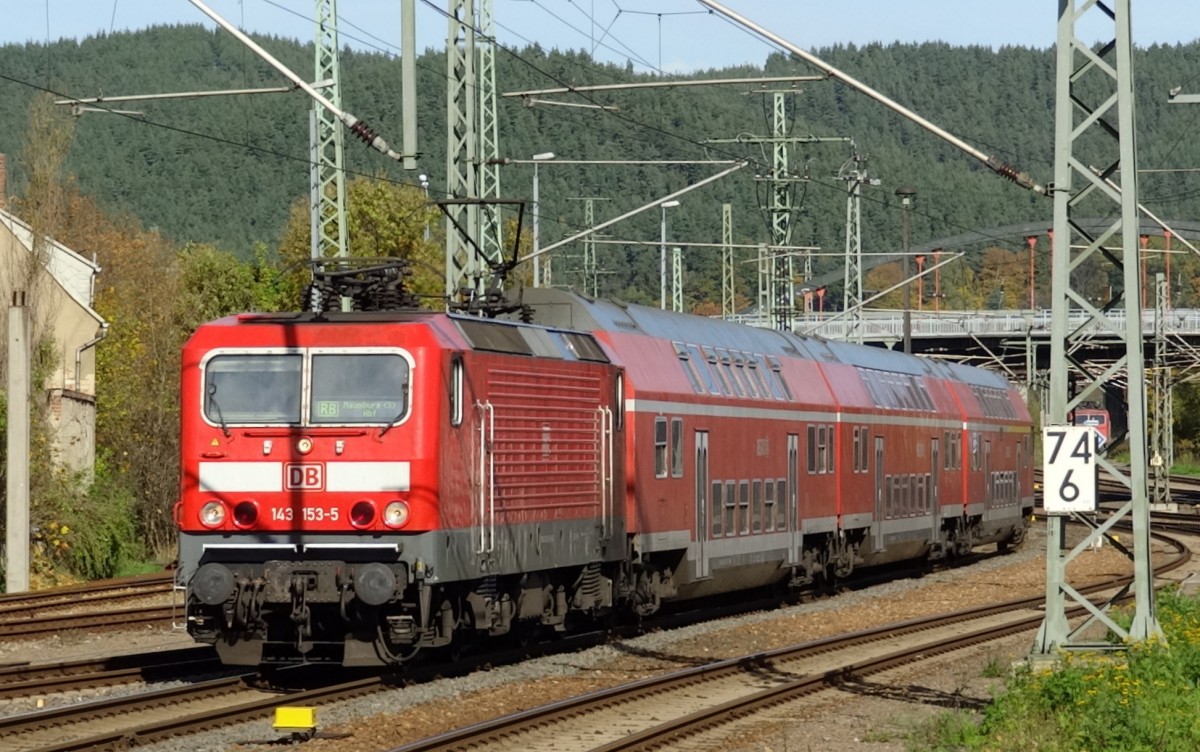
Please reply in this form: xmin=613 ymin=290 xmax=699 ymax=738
xmin=0 ymin=164 xmax=106 ymax=475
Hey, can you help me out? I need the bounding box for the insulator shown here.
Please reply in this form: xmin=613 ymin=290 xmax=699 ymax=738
xmin=349 ymin=120 xmax=379 ymax=145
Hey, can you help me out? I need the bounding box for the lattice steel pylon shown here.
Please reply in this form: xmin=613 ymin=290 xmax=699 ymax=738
xmin=445 ymin=0 xmax=479 ymax=299
xmin=722 ymin=204 xmax=735 ymax=318
xmin=1036 ymin=0 xmax=1160 ymax=653
xmin=770 ymin=92 xmax=795 ymax=330
xmin=477 ymin=0 xmax=503 ymax=267
xmin=1152 ymin=273 xmax=1173 ymax=505
xmin=313 ymin=0 xmax=347 ymax=264
xmin=840 ymin=151 xmax=878 ymax=344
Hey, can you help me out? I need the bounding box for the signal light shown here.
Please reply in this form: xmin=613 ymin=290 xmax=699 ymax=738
xmin=200 ymin=501 xmax=227 ymax=528
xmin=232 ymin=500 xmax=258 ymax=528
xmin=350 ymin=500 xmax=377 ymax=528
xmin=383 ymin=500 xmax=410 ymax=529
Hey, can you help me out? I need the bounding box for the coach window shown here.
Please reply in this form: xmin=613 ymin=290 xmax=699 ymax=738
xmin=721 ymin=351 xmax=747 ymax=397
xmin=816 ymin=425 xmax=827 ymax=473
xmin=674 ymin=342 xmax=705 ymax=394
xmin=775 ymin=479 xmax=787 ymax=530
xmin=827 ymin=424 xmax=836 ymax=472
xmin=970 ymin=433 xmax=980 ymax=471
xmin=655 ymin=417 xmax=668 ymax=478
xmin=711 ymin=481 xmax=724 ymax=537
xmin=806 ymin=424 xmax=817 ymax=473
xmin=205 ymin=352 xmax=302 ymax=425
xmin=739 ymin=481 xmax=750 ymax=534
xmin=859 ymin=426 xmax=869 ymax=472
xmin=450 ymin=354 xmax=464 ymax=426
xmin=725 ymin=481 xmax=736 ymax=536
xmin=752 ymin=480 xmax=763 ymax=533
xmin=703 ymin=346 xmax=732 ymax=395
xmin=761 ymin=355 xmax=786 ymax=400
xmin=734 ymin=355 xmax=758 ymax=399
xmin=671 ymin=418 xmax=685 ymax=478
xmin=688 ymin=344 xmax=720 ymax=394
xmin=311 ymin=353 xmax=409 ymax=425
xmin=852 ymin=428 xmax=861 ymax=472
xmin=763 ymin=480 xmax=775 ymax=532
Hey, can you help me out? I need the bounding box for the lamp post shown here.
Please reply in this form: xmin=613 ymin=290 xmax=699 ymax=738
xmin=895 ymin=185 xmax=917 ymax=354
xmin=660 ymin=200 xmax=680 ymax=309
xmin=915 ymin=255 xmax=925 ymax=311
xmin=418 ymin=173 xmax=430 ymax=242
xmin=531 ymin=152 xmax=555 ymax=287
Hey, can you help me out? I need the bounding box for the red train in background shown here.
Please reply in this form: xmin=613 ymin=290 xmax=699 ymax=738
xmin=176 ymin=267 xmax=1034 ymax=666
xmin=1072 ymin=406 xmax=1111 ymax=449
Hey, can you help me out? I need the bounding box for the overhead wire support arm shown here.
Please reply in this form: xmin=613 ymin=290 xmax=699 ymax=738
xmin=502 ymin=75 xmax=828 ymax=99
xmin=695 ymin=0 xmax=1046 ymax=196
xmin=526 ymin=161 xmax=749 ymax=264
xmin=188 ymin=0 xmax=412 ymax=164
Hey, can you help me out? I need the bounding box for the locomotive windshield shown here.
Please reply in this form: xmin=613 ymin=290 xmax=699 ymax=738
xmin=203 ymin=351 xmax=410 ymax=426
xmin=205 ymin=353 xmax=302 ymax=423
xmin=310 ymin=353 xmax=409 ymax=424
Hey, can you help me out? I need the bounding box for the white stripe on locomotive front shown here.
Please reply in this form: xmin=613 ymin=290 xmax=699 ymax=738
xmin=198 ymin=461 xmax=411 ymax=493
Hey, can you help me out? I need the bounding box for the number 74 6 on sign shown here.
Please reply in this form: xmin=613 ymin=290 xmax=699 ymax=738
xmin=1042 ymin=425 xmax=1100 ymax=514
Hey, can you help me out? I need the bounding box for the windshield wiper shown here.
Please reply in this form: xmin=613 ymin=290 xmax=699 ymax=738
xmin=207 ymin=383 xmax=232 ymax=438
xmin=378 ymin=385 xmax=410 ymax=438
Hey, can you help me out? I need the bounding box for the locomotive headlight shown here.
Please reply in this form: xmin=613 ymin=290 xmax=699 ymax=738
xmin=296 ymin=437 xmax=314 ymax=455
xmin=199 ymin=501 xmax=226 ymax=528
xmin=383 ymin=500 xmax=410 ymax=529
xmin=350 ymin=500 xmax=377 ymax=528
xmin=232 ymin=500 xmax=258 ymax=528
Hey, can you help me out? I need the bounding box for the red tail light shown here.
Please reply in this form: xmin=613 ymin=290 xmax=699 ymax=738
xmin=350 ymin=500 xmax=377 ymax=528
xmin=233 ymin=500 xmax=258 ymax=528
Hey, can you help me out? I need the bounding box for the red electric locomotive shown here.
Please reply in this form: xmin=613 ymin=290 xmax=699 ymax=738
xmin=176 ymin=270 xmax=1032 ymax=666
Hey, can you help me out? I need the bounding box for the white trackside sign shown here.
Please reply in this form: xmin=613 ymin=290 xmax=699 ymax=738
xmin=1042 ymin=425 xmax=1099 ymax=514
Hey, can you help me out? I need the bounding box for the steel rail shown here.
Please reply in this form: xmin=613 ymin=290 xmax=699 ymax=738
xmin=391 ymin=528 xmax=1188 ymax=752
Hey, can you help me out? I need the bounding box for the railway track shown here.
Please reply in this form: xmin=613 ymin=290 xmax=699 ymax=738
xmin=396 ymin=529 xmax=1191 ymax=752
xmin=0 ymin=572 xmax=176 ymax=641
xmin=0 ymin=646 xmax=220 ymax=701
xmin=0 ymin=604 xmax=177 ymax=640
xmin=1 ymin=527 xmax=1173 ymax=752
xmin=0 ymin=571 xmax=172 ymax=611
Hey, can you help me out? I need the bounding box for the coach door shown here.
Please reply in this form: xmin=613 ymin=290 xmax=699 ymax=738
xmin=788 ymin=434 xmax=800 ymax=565
xmin=873 ymin=436 xmax=885 ymax=552
xmin=695 ymin=431 xmax=710 ymax=578
xmin=931 ymin=438 xmax=941 ymax=541
xmin=984 ymin=439 xmax=992 ymax=508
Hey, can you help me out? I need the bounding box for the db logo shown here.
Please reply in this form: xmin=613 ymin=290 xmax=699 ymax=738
xmin=285 ymin=463 xmax=324 ymax=490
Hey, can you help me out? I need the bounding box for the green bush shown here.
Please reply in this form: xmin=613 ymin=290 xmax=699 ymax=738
xmin=66 ymin=459 xmax=144 ymax=580
xmin=922 ymin=589 xmax=1200 ymax=751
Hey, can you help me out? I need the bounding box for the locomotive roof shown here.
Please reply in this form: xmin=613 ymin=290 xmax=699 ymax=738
xmin=511 ymin=288 xmax=1004 ymax=383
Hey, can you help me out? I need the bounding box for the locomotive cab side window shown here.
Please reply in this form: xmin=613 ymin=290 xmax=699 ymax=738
xmin=450 ymin=354 xmax=464 ymax=427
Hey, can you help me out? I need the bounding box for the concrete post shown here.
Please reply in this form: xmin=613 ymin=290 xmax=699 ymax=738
xmin=6 ymin=290 xmax=31 ymax=593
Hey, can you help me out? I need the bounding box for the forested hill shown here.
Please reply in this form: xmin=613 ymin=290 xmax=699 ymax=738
xmin=1 ymin=27 xmax=1198 ymax=300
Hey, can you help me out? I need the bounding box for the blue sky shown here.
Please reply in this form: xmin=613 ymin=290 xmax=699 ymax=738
xmin=4 ymin=1 xmax=1198 ymax=73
